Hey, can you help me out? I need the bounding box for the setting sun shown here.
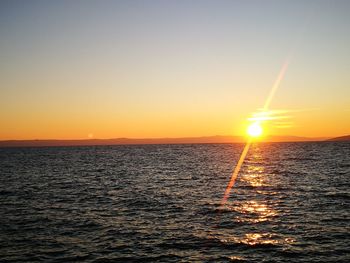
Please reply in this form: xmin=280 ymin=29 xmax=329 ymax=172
xmin=247 ymin=122 xmax=263 ymax=137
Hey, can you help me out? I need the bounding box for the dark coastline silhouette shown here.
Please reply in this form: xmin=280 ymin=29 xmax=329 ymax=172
xmin=0 ymin=135 xmax=342 ymax=148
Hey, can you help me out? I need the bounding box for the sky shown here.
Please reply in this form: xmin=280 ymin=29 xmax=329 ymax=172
xmin=1 ymin=0 xmax=349 ymax=140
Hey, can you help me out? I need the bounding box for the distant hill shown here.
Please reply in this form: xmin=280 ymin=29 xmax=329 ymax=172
xmin=327 ymin=135 xmax=350 ymax=141
xmin=0 ymin=136 xmax=241 ymax=148
xmin=261 ymin=135 xmax=327 ymax=143
xmin=0 ymin=135 xmax=331 ymax=148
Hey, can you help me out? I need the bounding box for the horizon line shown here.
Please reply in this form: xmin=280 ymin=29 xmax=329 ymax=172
xmin=0 ymin=134 xmax=332 ymax=141
xmin=0 ymin=134 xmax=349 ymax=148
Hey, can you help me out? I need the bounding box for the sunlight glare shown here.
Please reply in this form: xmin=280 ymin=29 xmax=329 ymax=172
xmin=247 ymin=122 xmax=263 ymax=137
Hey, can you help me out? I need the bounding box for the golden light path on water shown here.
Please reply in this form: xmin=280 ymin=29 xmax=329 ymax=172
xmin=206 ymin=144 xmax=295 ymax=253
xmin=220 ymin=59 xmax=290 ymax=208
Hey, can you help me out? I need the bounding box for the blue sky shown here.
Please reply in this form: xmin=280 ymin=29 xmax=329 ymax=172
xmin=1 ymin=0 xmax=349 ymax=139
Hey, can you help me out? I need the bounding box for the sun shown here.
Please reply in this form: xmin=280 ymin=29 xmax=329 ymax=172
xmin=247 ymin=122 xmax=263 ymax=137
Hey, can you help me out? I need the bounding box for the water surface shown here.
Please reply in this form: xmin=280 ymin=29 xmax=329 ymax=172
xmin=1 ymin=142 xmax=349 ymax=262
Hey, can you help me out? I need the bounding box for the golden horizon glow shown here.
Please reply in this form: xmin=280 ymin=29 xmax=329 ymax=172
xmin=1 ymin=2 xmax=350 ymax=140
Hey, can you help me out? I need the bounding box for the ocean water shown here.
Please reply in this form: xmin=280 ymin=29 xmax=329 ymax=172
xmin=0 ymin=142 xmax=349 ymax=262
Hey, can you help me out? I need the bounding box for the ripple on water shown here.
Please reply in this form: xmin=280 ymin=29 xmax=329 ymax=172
xmin=0 ymin=142 xmax=349 ymax=262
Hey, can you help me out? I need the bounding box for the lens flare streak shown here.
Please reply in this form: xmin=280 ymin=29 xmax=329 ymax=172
xmin=263 ymin=59 xmax=290 ymax=110
xmin=220 ymin=59 xmax=290 ymax=208
xmin=220 ymin=139 xmax=252 ymax=206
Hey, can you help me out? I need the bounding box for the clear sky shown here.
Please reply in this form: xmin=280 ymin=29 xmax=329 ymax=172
xmin=1 ymin=0 xmax=349 ymax=140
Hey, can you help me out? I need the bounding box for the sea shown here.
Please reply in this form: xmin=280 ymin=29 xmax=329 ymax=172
xmin=0 ymin=142 xmax=349 ymax=262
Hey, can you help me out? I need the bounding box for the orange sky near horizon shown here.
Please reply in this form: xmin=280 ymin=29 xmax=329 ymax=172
xmin=1 ymin=1 xmax=349 ymax=140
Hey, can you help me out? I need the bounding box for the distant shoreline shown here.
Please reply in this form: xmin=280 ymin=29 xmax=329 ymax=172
xmin=0 ymin=135 xmax=348 ymax=148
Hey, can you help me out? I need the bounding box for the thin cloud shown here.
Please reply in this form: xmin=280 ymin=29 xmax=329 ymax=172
xmin=247 ymin=108 xmax=319 ymax=129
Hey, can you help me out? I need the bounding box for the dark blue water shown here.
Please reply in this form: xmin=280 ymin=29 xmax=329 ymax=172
xmin=1 ymin=142 xmax=349 ymax=262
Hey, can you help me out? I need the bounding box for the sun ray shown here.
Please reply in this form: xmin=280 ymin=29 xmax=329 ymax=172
xmin=263 ymin=58 xmax=290 ymax=110
xmin=220 ymin=139 xmax=252 ymax=207
xmin=220 ymin=58 xmax=290 ymax=208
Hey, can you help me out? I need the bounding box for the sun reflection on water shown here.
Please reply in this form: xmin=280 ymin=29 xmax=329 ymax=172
xmin=242 ymin=171 xmax=264 ymax=187
xmin=210 ymin=144 xmax=296 ymax=254
xmin=223 ymin=200 xmax=277 ymax=223
xmin=239 ymin=145 xmax=269 ymax=188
